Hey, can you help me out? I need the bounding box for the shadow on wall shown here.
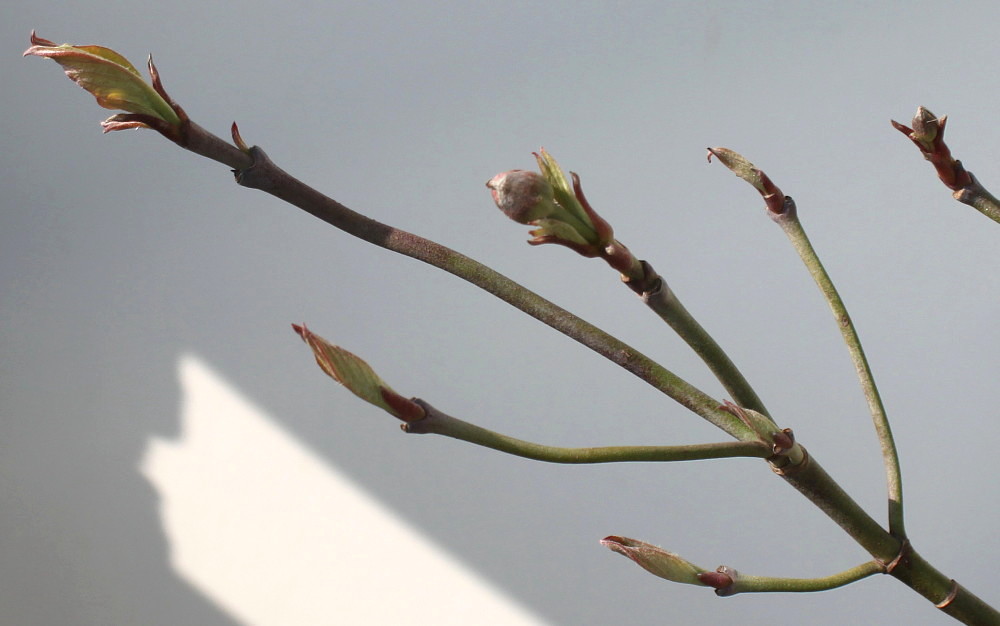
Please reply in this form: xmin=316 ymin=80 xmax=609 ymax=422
xmin=0 ymin=347 xmax=239 ymax=625
xmin=140 ymin=353 xmax=547 ymax=625
xmin=2 ymin=344 xmax=547 ymax=625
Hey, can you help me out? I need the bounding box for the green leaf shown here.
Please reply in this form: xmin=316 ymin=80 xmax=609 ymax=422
xmin=24 ymin=31 xmax=181 ymax=127
xmin=534 ymin=149 xmax=594 ymax=229
xmin=529 ymin=218 xmax=592 ymax=246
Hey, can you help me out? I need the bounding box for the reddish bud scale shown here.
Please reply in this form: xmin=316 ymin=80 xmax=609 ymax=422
xmin=231 ymin=121 xmax=250 ymax=153
xmin=571 ymin=172 xmax=614 ymax=247
xmin=697 ymin=570 xmax=734 ymax=591
xmin=380 ymin=388 xmax=425 ymax=423
xmin=771 ymin=428 xmax=795 ymax=455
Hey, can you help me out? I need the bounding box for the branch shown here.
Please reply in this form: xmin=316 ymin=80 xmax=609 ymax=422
xmin=778 ymin=453 xmax=999 ymax=625
xmin=406 ymin=399 xmax=771 ymax=464
xmin=294 ymin=321 xmax=998 ymax=623
xmin=639 ymin=275 xmax=771 ymax=419
xmin=292 ymin=323 xmax=771 ymax=463
xmin=27 ymin=35 xmax=999 ymax=623
xmin=952 ymin=173 xmax=1000 ymax=224
xmin=702 ymin=560 xmax=883 ymax=596
xmin=603 ymin=537 xmax=883 ymax=596
xmin=774 ymin=206 xmax=905 ymax=539
xmin=708 ymin=147 xmax=906 ymax=539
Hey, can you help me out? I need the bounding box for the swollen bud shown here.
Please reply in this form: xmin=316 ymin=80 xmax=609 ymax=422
xmin=486 ymin=170 xmax=559 ymax=224
xmin=891 ymin=106 xmax=972 ymax=191
xmin=707 ymin=147 xmax=788 ymax=216
xmin=706 ymin=147 xmax=766 ymax=194
xmin=487 ymin=149 xmax=614 ymax=256
xmin=908 ymin=106 xmax=942 ymax=151
xmin=601 ymin=536 xmax=709 ymax=586
xmin=292 ymin=324 xmax=425 ymax=423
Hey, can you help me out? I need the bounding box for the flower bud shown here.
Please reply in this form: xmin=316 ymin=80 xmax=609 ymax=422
xmin=891 ymin=106 xmax=972 ymax=191
xmin=486 ymin=170 xmax=559 ymax=224
xmin=488 ymin=149 xmax=616 ymax=256
xmin=891 ymin=107 xmax=947 ymax=155
xmin=908 ymin=106 xmax=942 ymax=152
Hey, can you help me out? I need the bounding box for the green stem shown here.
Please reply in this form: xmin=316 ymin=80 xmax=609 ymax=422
xmin=777 ymin=451 xmax=999 ymax=625
xmin=641 ymin=275 xmax=771 ymax=420
xmin=773 ymin=204 xmax=905 ymax=539
xmin=403 ymin=400 xmax=771 ymax=463
xmin=953 ymin=173 xmax=1000 ymax=224
xmin=602 ymin=240 xmax=769 ymax=419
xmin=723 ymin=560 xmax=883 ymax=595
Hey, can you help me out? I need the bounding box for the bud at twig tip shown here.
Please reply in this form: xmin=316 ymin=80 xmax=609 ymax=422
xmin=892 ymin=106 xmax=972 ymax=190
xmin=291 ymin=323 xmax=420 ymax=421
xmin=488 ymin=150 xmax=615 ymax=257
xmin=708 ymin=147 xmax=788 ymax=216
xmin=25 ymin=31 xmax=184 ymax=138
xmin=486 ymin=170 xmax=557 ymax=225
xmin=601 ymin=535 xmax=708 ymax=586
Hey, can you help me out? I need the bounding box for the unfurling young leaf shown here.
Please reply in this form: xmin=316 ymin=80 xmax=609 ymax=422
xmin=706 ymin=147 xmax=766 ymax=193
xmin=23 ymin=31 xmax=182 ymax=134
xmin=707 ymin=147 xmax=788 ymax=216
xmin=601 ymin=536 xmax=710 ymax=587
xmin=292 ymin=324 xmax=424 ymax=422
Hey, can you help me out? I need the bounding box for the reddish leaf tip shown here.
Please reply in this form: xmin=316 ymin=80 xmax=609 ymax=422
xmin=890 ymin=119 xmax=910 ymax=134
xmin=27 ymin=30 xmax=56 ymax=49
xmin=147 ymin=54 xmax=163 ymax=89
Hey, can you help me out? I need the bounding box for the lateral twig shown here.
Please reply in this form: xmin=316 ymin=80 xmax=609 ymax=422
xmin=772 ymin=202 xmax=905 ymax=539
xmin=404 ymin=400 xmax=771 ymax=464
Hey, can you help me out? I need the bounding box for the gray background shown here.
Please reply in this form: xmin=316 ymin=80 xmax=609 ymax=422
xmin=3 ymin=1 xmax=998 ymax=624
